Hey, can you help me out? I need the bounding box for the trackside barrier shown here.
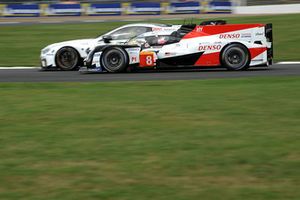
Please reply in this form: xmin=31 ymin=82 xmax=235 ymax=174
xmin=0 ymin=1 xmax=233 ymax=17
xmin=1 ymin=4 xmax=40 ymax=17
xmin=43 ymin=4 xmax=82 ymax=16
xmin=163 ymin=2 xmax=201 ymax=14
xmin=123 ymin=2 xmax=161 ymax=15
xmin=207 ymin=1 xmax=232 ymax=13
xmin=85 ymin=3 xmax=122 ymax=16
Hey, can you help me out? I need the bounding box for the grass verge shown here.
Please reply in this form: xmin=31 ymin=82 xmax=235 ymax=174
xmin=0 ymin=77 xmax=299 ymax=200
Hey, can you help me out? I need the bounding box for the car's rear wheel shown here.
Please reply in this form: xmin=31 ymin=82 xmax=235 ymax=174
xmin=56 ymin=47 xmax=79 ymax=70
xmin=221 ymin=44 xmax=250 ymax=71
xmin=101 ymin=47 xmax=128 ymax=73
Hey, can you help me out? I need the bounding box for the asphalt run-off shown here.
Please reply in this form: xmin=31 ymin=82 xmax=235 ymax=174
xmin=0 ymin=64 xmax=299 ymax=82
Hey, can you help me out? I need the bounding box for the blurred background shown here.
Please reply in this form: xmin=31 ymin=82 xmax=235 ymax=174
xmin=1 ymin=0 xmax=300 ymax=17
xmin=0 ymin=1 xmax=300 ymax=200
xmin=1 ymin=0 xmax=300 ymax=5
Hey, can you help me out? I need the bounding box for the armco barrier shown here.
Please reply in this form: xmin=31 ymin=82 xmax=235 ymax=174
xmin=0 ymin=1 xmax=233 ymax=17
xmin=207 ymin=1 xmax=232 ymax=13
xmin=86 ymin=3 xmax=121 ymax=16
xmin=43 ymin=4 xmax=82 ymax=16
xmin=1 ymin=4 xmax=40 ymax=17
xmin=164 ymin=2 xmax=201 ymax=14
xmin=123 ymin=2 xmax=161 ymax=15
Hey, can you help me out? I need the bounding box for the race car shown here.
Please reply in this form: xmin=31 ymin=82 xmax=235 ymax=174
xmin=40 ymin=23 xmax=181 ymax=70
xmin=81 ymin=21 xmax=273 ymax=72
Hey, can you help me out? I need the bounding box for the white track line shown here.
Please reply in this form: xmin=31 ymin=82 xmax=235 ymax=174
xmin=41 ymin=21 xmax=63 ymax=24
xmin=83 ymin=20 xmax=106 ymax=23
xmin=161 ymin=18 xmax=182 ymax=21
xmin=121 ymin=19 xmax=141 ymax=22
xmin=277 ymin=61 xmax=300 ymax=64
xmin=0 ymin=67 xmax=39 ymax=69
xmin=0 ymin=22 xmax=20 ymax=25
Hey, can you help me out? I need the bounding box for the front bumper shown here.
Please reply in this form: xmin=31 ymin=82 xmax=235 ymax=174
xmin=40 ymin=54 xmax=56 ymax=69
xmin=41 ymin=59 xmax=48 ymax=68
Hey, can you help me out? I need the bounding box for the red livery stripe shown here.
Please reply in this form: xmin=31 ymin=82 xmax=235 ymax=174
xmin=194 ymin=52 xmax=220 ymax=67
xmin=183 ymin=24 xmax=264 ymax=39
xmin=194 ymin=47 xmax=267 ymax=67
xmin=249 ymin=47 xmax=267 ymax=59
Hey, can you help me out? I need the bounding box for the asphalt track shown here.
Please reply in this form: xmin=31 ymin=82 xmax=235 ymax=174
xmin=0 ymin=64 xmax=299 ymax=82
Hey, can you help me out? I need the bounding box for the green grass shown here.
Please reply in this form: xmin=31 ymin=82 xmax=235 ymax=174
xmin=0 ymin=13 xmax=300 ymax=66
xmin=0 ymin=77 xmax=299 ymax=200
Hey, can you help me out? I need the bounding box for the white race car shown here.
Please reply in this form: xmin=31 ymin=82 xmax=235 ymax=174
xmin=40 ymin=23 xmax=181 ymax=70
xmin=82 ymin=21 xmax=273 ymax=73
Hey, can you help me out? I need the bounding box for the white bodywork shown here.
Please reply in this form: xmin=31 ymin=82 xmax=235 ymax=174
xmin=40 ymin=23 xmax=181 ymax=68
xmin=88 ymin=24 xmax=271 ymax=70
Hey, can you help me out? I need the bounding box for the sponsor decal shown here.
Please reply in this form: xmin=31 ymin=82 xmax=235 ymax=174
xmin=126 ymin=48 xmax=140 ymax=51
xmin=241 ymin=33 xmax=252 ymax=38
xmin=131 ymin=56 xmax=137 ymax=62
xmin=164 ymin=28 xmax=178 ymax=31
xmin=152 ymin=27 xmax=163 ymax=31
xmin=196 ymin=27 xmax=203 ymax=32
xmin=219 ymin=33 xmax=240 ymax=39
xmin=256 ymin=32 xmax=264 ymax=36
xmin=198 ymin=45 xmax=222 ymax=51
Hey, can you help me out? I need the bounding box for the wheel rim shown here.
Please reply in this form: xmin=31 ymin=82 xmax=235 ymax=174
xmin=107 ymin=52 xmax=121 ymax=68
xmin=103 ymin=50 xmax=124 ymax=71
xmin=227 ymin=50 xmax=242 ymax=65
xmin=57 ymin=48 xmax=77 ymax=69
xmin=225 ymin=47 xmax=247 ymax=69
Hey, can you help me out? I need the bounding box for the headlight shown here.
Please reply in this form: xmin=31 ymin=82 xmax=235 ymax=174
xmin=42 ymin=48 xmax=50 ymax=55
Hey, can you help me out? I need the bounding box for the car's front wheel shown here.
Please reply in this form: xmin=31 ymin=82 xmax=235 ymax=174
xmin=101 ymin=47 xmax=128 ymax=73
xmin=221 ymin=44 xmax=250 ymax=71
xmin=56 ymin=47 xmax=79 ymax=70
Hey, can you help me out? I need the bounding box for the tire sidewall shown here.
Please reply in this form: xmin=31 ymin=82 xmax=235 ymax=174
xmin=55 ymin=47 xmax=79 ymax=71
xmin=101 ymin=47 xmax=128 ymax=73
xmin=221 ymin=44 xmax=250 ymax=71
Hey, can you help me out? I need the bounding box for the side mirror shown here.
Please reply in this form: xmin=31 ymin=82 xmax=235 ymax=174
xmin=103 ymin=35 xmax=112 ymax=43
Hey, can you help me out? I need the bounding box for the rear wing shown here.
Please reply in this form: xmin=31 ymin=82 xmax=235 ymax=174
xmin=200 ymin=20 xmax=227 ymax=26
xmin=265 ymin=23 xmax=273 ymax=65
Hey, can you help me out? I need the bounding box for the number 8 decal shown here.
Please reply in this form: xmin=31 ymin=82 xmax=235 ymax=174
xmin=139 ymin=52 xmax=156 ymax=67
xmin=146 ymin=55 xmax=153 ymax=65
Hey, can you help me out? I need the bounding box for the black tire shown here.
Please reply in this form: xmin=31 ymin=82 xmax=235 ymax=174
xmin=56 ymin=47 xmax=79 ymax=71
xmin=101 ymin=47 xmax=128 ymax=73
xmin=221 ymin=44 xmax=250 ymax=71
